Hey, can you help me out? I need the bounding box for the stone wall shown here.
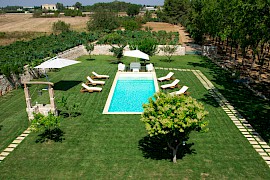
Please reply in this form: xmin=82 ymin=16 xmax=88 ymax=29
xmin=57 ymin=45 xmax=88 ymax=59
xmin=0 ymin=44 xmax=185 ymax=96
xmin=0 ymin=75 xmax=14 ymax=96
xmin=91 ymin=45 xmax=186 ymax=56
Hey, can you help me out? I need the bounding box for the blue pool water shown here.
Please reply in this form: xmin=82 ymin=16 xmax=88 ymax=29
xmin=108 ymin=78 xmax=155 ymax=112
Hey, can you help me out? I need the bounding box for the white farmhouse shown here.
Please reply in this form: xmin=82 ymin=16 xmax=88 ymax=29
xmin=42 ymin=4 xmax=57 ymax=11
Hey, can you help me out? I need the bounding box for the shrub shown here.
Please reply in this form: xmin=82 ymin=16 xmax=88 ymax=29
xmin=52 ymin=20 xmax=71 ymax=34
xmin=32 ymin=10 xmax=42 ymax=18
xmin=87 ymin=10 xmax=120 ymax=32
xmin=122 ymin=19 xmax=141 ymax=31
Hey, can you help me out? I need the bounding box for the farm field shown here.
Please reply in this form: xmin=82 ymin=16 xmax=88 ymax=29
xmin=0 ymin=55 xmax=270 ymax=178
xmin=0 ymin=14 xmax=89 ymax=32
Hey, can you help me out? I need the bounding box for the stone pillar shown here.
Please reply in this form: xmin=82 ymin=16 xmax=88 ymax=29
xmin=24 ymin=85 xmax=32 ymax=109
xmin=48 ymin=85 xmax=57 ymax=114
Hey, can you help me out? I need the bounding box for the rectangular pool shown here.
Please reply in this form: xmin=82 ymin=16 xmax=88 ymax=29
xmin=103 ymin=72 xmax=159 ymax=114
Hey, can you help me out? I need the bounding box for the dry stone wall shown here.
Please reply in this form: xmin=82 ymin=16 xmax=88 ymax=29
xmin=91 ymin=45 xmax=185 ymax=56
xmin=0 ymin=44 xmax=185 ymax=96
xmin=57 ymin=45 xmax=88 ymax=59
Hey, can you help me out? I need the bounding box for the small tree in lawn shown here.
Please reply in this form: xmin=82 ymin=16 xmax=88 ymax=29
xmin=160 ymin=45 xmax=178 ymax=62
xmin=110 ymin=45 xmax=126 ymax=62
xmin=84 ymin=43 xmax=95 ymax=59
xmin=30 ymin=112 xmax=61 ymax=142
xmin=141 ymin=92 xmax=208 ymax=163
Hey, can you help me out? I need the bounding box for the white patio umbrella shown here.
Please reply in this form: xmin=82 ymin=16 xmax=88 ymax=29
xmin=34 ymin=57 xmax=80 ymax=69
xmin=34 ymin=57 xmax=81 ymax=83
xmin=123 ymin=50 xmax=149 ymax=60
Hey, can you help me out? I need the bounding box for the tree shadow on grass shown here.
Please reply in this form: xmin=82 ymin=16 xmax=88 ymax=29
xmin=86 ymin=58 xmax=96 ymax=61
xmin=0 ymin=125 xmax=3 ymax=131
xmin=35 ymin=128 xmax=65 ymax=143
xmin=188 ymin=56 xmax=270 ymax=144
xmin=54 ymin=80 xmax=82 ymax=91
xmin=138 ymin=134 xmax=196 ymax=161
xmin=58 ymin=110 xmax=81 ymax=118
xmin=107 ymin=59 xmax=122 ymax=64
xmin=159 ymin=58 xmax=175 ymax=63
xmin=199 ymin=92 xmax=220 ymax=108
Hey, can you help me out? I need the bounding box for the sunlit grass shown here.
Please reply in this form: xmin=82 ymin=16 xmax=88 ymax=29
xmin=0 ymin=55 xmax=269 ymax=179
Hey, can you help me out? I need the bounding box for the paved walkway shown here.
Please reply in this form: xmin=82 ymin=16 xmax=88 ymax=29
xmin=155 ymin=67 xmax=270 ymax=168
xmin=0 ymin=128 xmax=30 ymax=162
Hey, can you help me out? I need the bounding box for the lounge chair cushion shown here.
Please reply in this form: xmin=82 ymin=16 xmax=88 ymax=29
xmin=87 ymin=76 xmax=105 ymax=85
xmin=158 ymin=72 xmax=174 ymax=81
xmin=81 ymin=83 xmax=102 ymax=92
xmin=170 ymin=86 xmax=189 ymax=95
xmin=161 ymin=79 xmax=180 ymax=89
xmin=92 ymin=71 xmax=109 ymax=79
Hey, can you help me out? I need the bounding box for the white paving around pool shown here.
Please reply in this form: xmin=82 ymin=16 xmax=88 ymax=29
xmin=103 ymin=71 xmax=159 ymax=114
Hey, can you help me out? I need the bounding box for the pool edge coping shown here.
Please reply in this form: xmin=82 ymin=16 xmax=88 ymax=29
xmin=102 ymin=71 xmax=159 ymax=114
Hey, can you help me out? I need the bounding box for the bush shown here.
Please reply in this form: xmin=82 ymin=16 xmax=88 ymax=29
xmin=122 ymin=19 xmax=141 ymax=31
xmin=32 ymin=10 xmax=42 ymax=18
xmin=129 ymin=37 xmax=158 ymax=56
xmin=52 ymin=20 xmax=71 ymax=34
xmin=87 ymin=11 xmax=119 ymax=32
xmin=64 ymin=9 xmax=82 ymax=17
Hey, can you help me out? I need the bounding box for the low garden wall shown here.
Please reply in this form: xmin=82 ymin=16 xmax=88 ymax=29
xmin=0 ymin=44 xmax=185 ymax=96
xmin=91 ymin=45 xmax=186 ymax=56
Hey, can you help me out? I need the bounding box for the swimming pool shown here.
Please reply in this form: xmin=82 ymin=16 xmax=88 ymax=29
xmin=103 ymin=72 xmax=159 ymax=114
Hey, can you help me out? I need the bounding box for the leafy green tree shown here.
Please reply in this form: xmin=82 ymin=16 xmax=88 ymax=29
xmin=127 ymin=4 xmax=140 ymax=17
xmin=129 ymin=38 xmax=158 ymax=56
xmin=52 ymin=20 xmax=71 ymax=34
xmin=32 ymin=10 xmax=42 ymax=18
xmin=163 ymin=0 xmax=191 ymax=24
xmin=30 ymin=113 xmax=61 ymax=141
xmin=87 ymin=10 xmax=119 ymax=32
xmin=141 ymin=92 xmax=208 ymax=163
xmin=144 ymin=10 xmax=152 ymax=22
xmin=84 ymin=43 xmax=95 ymax=59
xmin=56 ymin=2 xmax=65 ymax=11
xmin=57 ymin=96 xmax=80 ymax=118
xmin=160 ymin=45 xmax=178 ymax=62
xmin=110 ymin=45 xmax=126 ymax=61
xmin=74 ymin=2 xmax=82 ymax=10
xmin=122 ymin=19 xmax=141 ymax=31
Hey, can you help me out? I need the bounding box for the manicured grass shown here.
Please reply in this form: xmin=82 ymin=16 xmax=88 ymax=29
xmin=0 ymin=55 xmax=269 ymax=179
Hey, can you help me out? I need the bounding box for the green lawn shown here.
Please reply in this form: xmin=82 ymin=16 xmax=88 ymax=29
xmin=0 ymin=55 xmax=269 ymax=179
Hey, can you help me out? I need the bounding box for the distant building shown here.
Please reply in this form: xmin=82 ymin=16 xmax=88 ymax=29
xmin=66 ymin=6 xmax=78 ymax=10
xmin=142 ymin=7 xmax=157 ymax=11
xmin=42 ymin=4 xmax=57 ymax=11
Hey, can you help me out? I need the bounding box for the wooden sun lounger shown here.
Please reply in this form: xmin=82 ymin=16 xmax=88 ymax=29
xmin=86 ymin=76 xmax=105 ymax=86
xmin=80 ymin=83 xmax=102 ymax=93
xmin=169 ymin=86 xmax=189 ymax=95
xmin=161 ymin=79 xmax=180 ymax=89
xmin=158 ymin=72 xmax=174 ymax=81
xmin=91 ymin=71 xmax=109 ymax=79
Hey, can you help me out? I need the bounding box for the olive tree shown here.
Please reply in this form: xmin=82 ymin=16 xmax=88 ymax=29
xmin=30 ymin=113 xmax=62 ymax=142
xmin=52 ymin=20 xmax=71 ymax=34
xmin=129 ymin=38 xmax=158 ymax=56
xmin=87 ymin=10 xmax=119 ymax=32
xmin=84 ymin=43 xmax=95 ymax=59
xmin=127 ymin=4 xmax=140 ymax=17
xmin=160 ymin=45 xmax=178 ymax=62
xmin=141 ymin=92 xmax=208 ymax=163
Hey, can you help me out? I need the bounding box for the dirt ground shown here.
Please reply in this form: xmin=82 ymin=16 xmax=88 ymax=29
xmin=142 ymin=22 xmax=196 ymax=51
xmin=0 ymin=14 xmax=89 ymax=32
